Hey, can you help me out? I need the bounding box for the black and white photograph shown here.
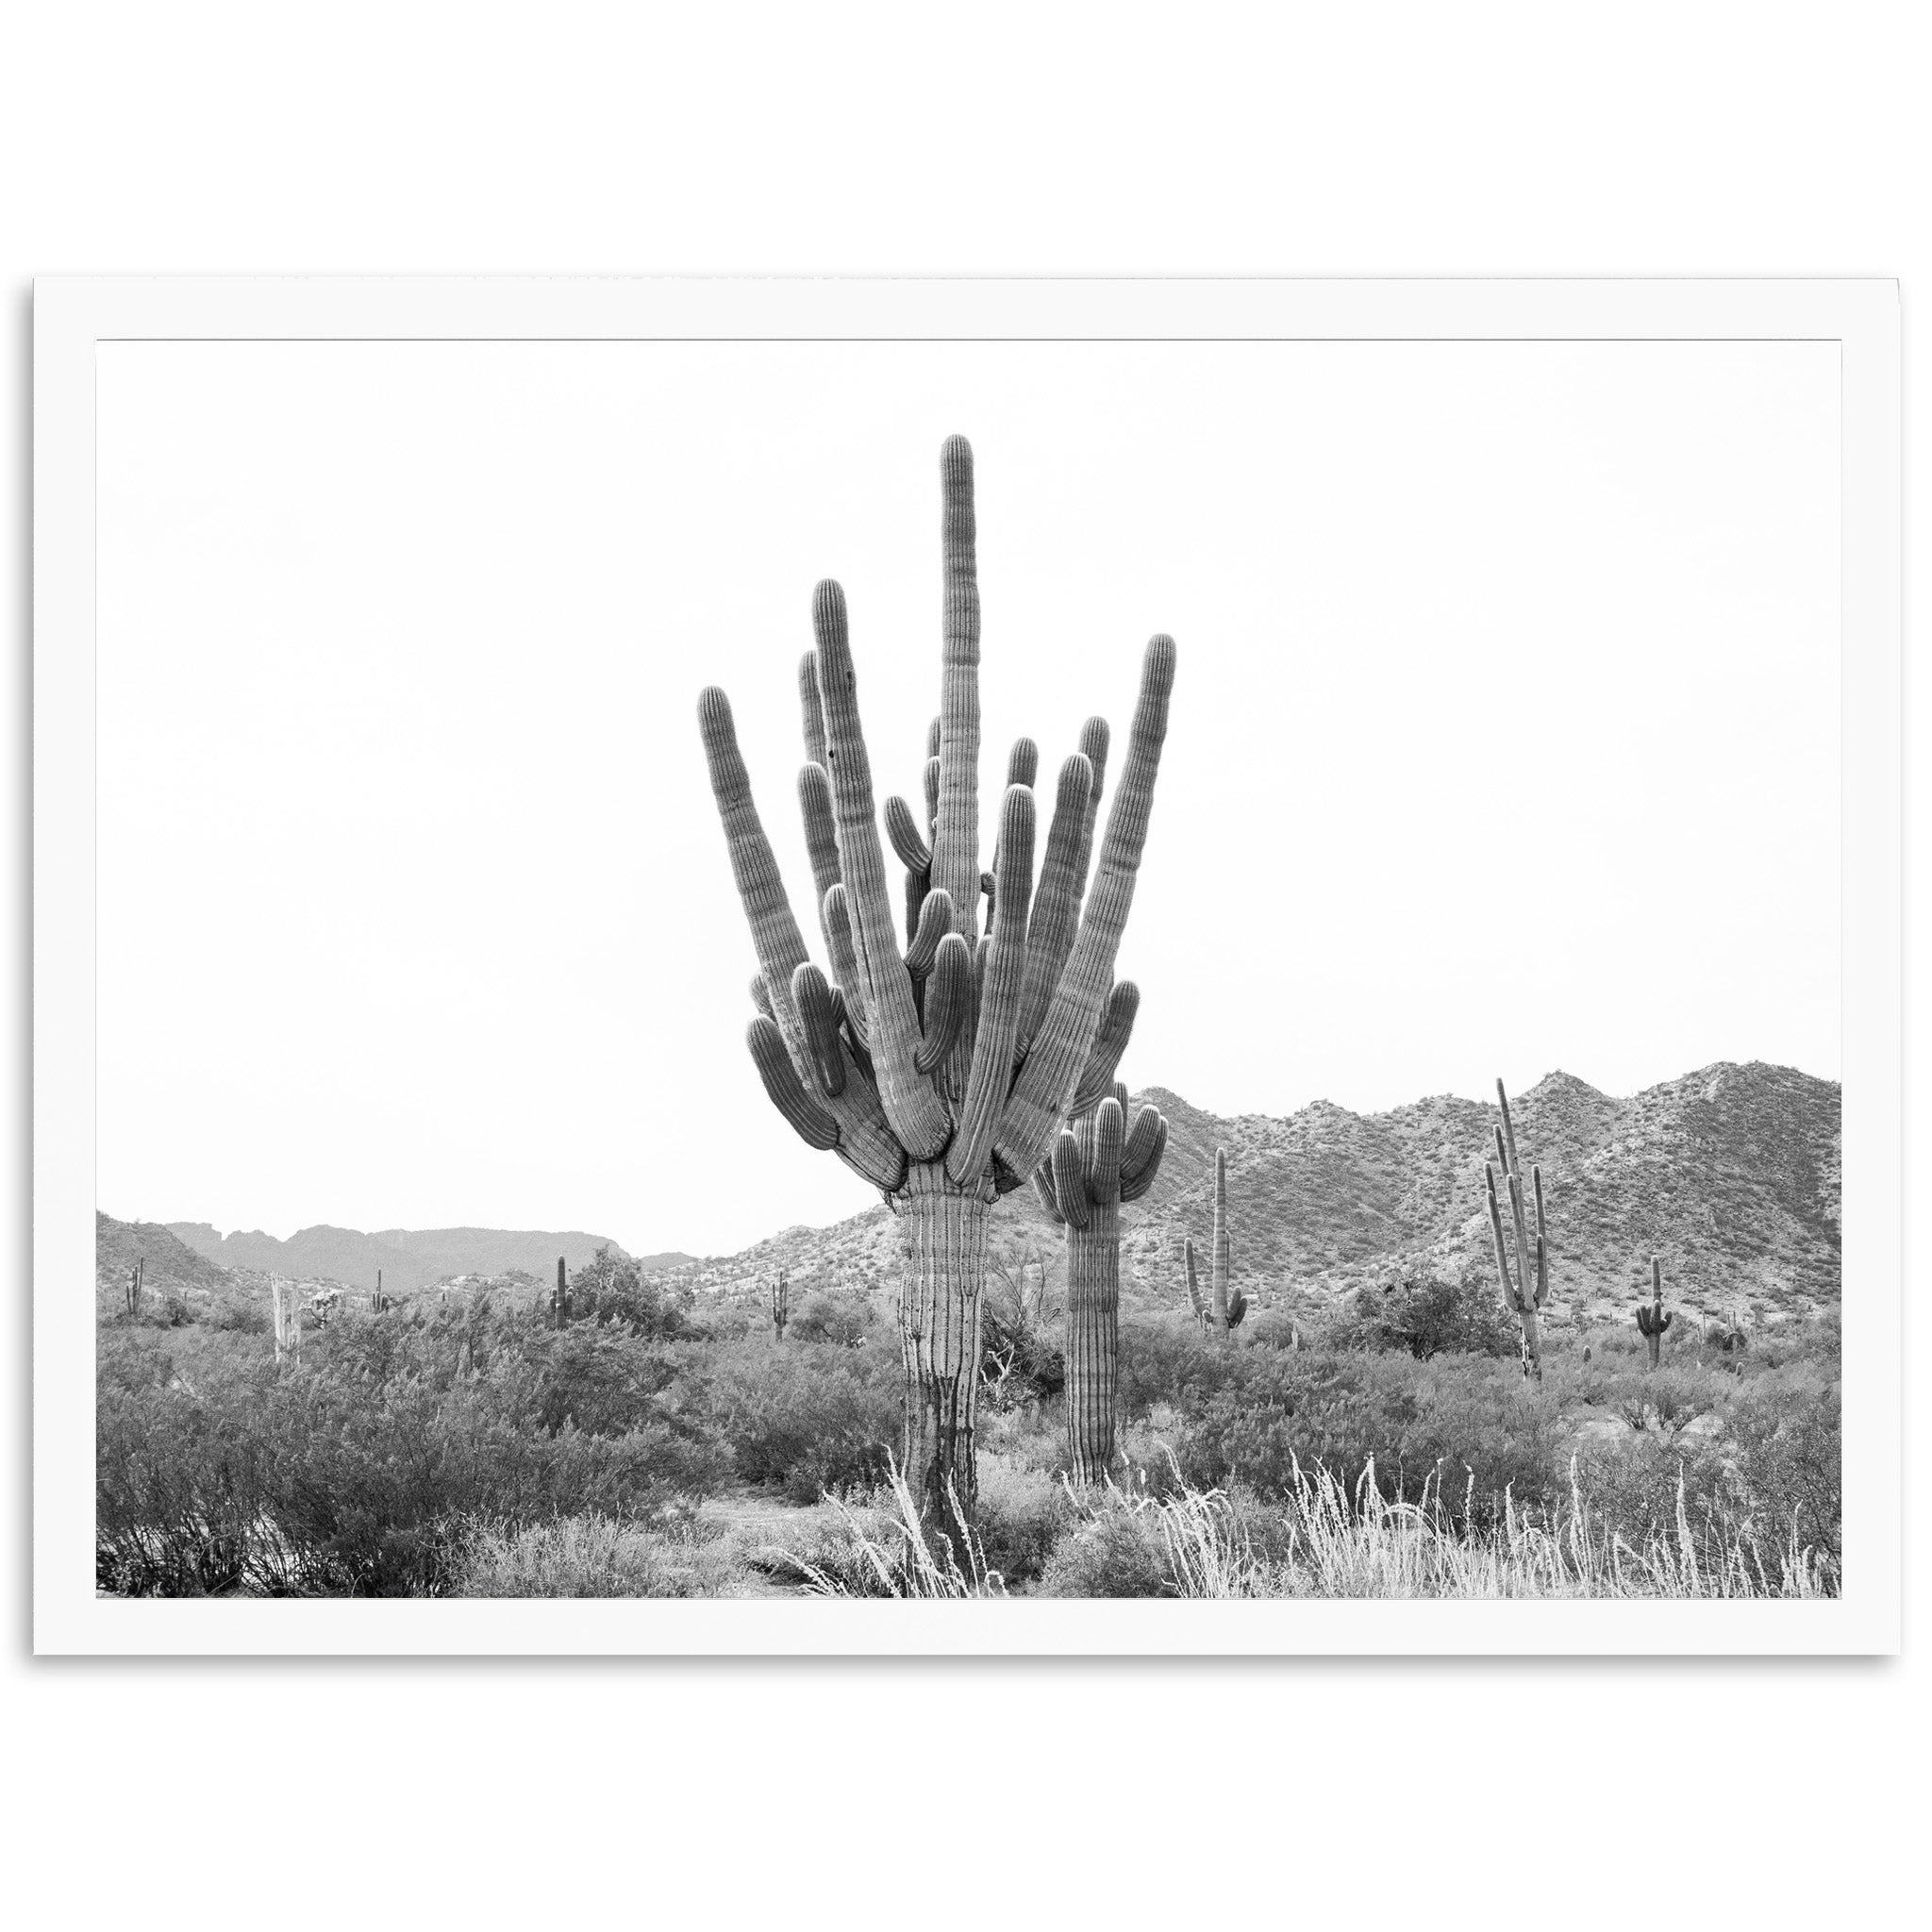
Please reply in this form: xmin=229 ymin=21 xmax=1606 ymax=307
xmin=34 ymin=282 xmax=1897 ymax=1645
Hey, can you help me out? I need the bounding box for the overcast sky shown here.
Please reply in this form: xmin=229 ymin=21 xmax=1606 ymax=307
xmin=95 ymin=338 xmax=1840 ymax=1255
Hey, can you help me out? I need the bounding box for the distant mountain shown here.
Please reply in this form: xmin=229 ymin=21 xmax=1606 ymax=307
xmin=665 ymin=1063 xmax=1840 ymax=1325
xmin=160 ymin=1223 xmax=668 ymax=1295
xmin=95 ymin=1212 xmax=238 ymax=1295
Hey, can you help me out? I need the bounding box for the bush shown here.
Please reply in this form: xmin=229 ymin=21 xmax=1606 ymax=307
xmin=698 ymin=1343 xmax=901 ymax=1502
xmin=788 ymin=1291 xmax=872 ymax=1348
xmin=451 ymin=1513 xmax=748 ymax=1597
xmin=974 ymin=1455 xmax=1078 ymax=1585
xmin=1039 ymin=1494 xmax=1173 ymax=1598
xmin=1326 ymin=1277 xmax=1518 ymax=1360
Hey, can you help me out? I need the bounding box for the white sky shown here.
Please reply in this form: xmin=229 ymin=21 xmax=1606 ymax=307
xmin=95 ymin=339 xmax=1840 ymax=1255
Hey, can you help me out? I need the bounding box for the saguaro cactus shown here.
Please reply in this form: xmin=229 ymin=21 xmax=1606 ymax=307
xmin=124 ymin=1257 xmax=144 ymax=1318
xmin=371 ymin=1267 xmax=387 ymax=1315
xmin=1483 ymin=1078 xmax=1549 ymax=1381
xmin=268 ymin=1274 xmax=302 ymax=1363
xmin=1635 ymin=1257 xmax=1672 ymax=1369
xmin=1033 ymin=1080 xmax=1168 ymax=1481
xmin=697 ymin=436 xmax=1176 ymax=1536
xmin=771 ymin=1268 xmax=789 ymax=1341
xmin=552 ymin=1257 xmax=570 ymax=1330
xmin=1208 ymin=1148 xmax=1248 ymax=1336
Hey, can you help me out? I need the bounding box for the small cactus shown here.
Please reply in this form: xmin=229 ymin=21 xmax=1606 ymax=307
xmin=1634 ymin=1257 xmax=1672 ymax=1369
xmin=552 ymin=1257 xmax=570 ymax=1330
xmin=771 ymin=1268 xmax=789 ymax=1341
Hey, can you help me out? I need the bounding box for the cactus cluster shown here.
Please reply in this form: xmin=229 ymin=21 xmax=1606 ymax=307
xmin=1483 ymin=1079 xmax=1550 ymax=1381
xmin=771 ymin=1267 xmax=789 ymax=1341
xmin=697 ymin=436 xmax=1175 ymax=1529
xmin=1635 ymin=1257 xmax=1672 ymax=1368
xmin=1033 ymin=1082 xmax=1168 ymax=1480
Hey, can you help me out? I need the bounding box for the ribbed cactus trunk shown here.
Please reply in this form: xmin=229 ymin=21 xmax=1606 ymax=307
xmin=897 ymin=1161 xmax=991 ymax=1540
xmin=1064 ymin=1195 xmax=1120 ymax=1483
xmin=1210 ymin=1147 xmax=1231 ymax=1338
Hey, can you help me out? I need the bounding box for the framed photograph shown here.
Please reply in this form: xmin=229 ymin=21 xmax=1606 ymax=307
xmin=35 ymin=276 xmax=1899 ymax=1654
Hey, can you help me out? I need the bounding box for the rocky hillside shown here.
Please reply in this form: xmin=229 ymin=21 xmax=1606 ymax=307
xmin=162 ymin=1223 xmax=669 ymax=1295
xmin=665 ymin=1063 xmax=1840 ymax=1327
xmin=95 ymin=1213 xmax=238 ymax=1297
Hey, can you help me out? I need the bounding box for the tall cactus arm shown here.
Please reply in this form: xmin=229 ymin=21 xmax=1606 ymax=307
xmin=885 ymin=795 xmax=933 ymax=876
xmin=1069 ymin=715 xmax=1111 ymax=921
xmin=1183 ymin=1239 xmax=1205 ymax=1321
xmin=933 ymin=436 xmax=983 ymax=935
xmin=746 ymin=1017 xmax=841 ymax=1155
xmin=1505 ymin=1167 xmax=1536 ymax=1318
xmin=1120 ymin=1118 xmax=1167 ymax=1202
xmin=1015 ymin=753 xmax=1097 ymax=1050
xmin=994 ymin=636 xmax=1175 ymax=1176
xmin=924 ymin=756 xmax=941 ymax=841
xmin=1485 ymin=1163 xmax=1524 ymax=1313
xmin=798 ymin=650 xmax=829 ymax=770
xmin=821 ymin=883 xmax=869 ymax=1049
xmin=797 ymin=763 xmax=843 ymax=923
xmin=1032 ymin=1161 xmax=1064 ymax=1224
xmin=1051 ymin=1130 xmax=1091 ymax=1231
xmin=1006 ymin=738 xmax=1040 ymax=790
xmin=1210 ymin=1146 xmax=1231 ymax=1324
xmin=914 ymin=933 xmax=973 ymax=1075
xmin=811 ymin=580 xmax=952 ymax=1159
xmin=1531 ymin=1165 xmax=1550 ymax=1307
xmin=1070 ymin=981 xmax=1141 ymax=1118
xmin=1496 ymin=1078 xmax=1524 ymax=1186
xmin=945 ymin=784 xmax=1038 ymax=1184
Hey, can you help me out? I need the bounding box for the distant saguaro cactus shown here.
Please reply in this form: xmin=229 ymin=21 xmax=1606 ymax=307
xmin=696 ymin=436 xmax=1176 ymax=1538
xmin=268 ymin=1274 xmax=302 ymax=1363
xmin=552 ymin=1257 xmax=570 ymax=1330
xmin=124 ymin=1257 xmax=144 ymax=1318
xmin=371 ymin=1267 xmax=388 ymax=1314
xmin=771 ymin=1268 xmax=789 ymax=1341
xmin=1484 ymin=1079 xmax=1549 ymax=1381
xmin=1635 ymin=1257 xmax=1673 ymax=1369
xmin=1034 ymin=1079 xmax=1168 ymax=1481
xmin=1207 ymin=1148 xmax=1248 ymax=1336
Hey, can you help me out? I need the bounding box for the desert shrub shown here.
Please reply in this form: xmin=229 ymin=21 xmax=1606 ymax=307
xmin=1115 ymin=1314 xmax=1254 ymax=1417
xmin=974 ymin=1455 xmax=1079 ymax=1584
xmin=1325 ymin=1277 xmax=1518 ymax=1359
xmin=94 ymin=1328 xmax=729 ymax=1597
xmin=451 ymin=1512 xmax=747 ymax=1597
xmin=788 ymin=1291 xmax=872 ymax=1349
xmin=565 ymin=1246 xmax=693 ymax=1341
xmin=1039 ymin=1492 xmax=1173 ymax=1598
xmin=698 ymin=1343 xmax=900 ymax=1502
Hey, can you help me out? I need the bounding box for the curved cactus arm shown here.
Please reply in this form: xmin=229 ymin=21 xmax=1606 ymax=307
xmin=923 ymin=755 xmax=941 ymax=841
xmin=914 ymin=933 xmax=973 ymax=1075
xmin=811 ymin=580 xmax=952 ymax=1159
xmin=746 ymin=1017 xmax=840 ymax=1154
xmin=1050 ymin=1130 xmax=1091 ymax=1231
xmin=798 ymin=650 xmax=829 ymax=771
xmin=791 ymin=962 xmax=847 ymax=1099
xmin=1120 ymin=1104 xmax=1166 ymax=1191
xmin=1089 ymin=1097 xmax=1125 ymax=1204
xmin=750 ymin=972 xmax=774 ymax=1022
xmin=1658 ymin=1309 xmax=1673 ymax=1333
xmin=1485 ymin=1163 xmax=1524 ymax=1312
xmin=933 ymin=436 xmax=983 ymax=936
xmin=821 ymin=883 xmax=869 ymax=1049
xmin=1226 ymin=1287 xmax=1249 ymax=1330
xmin=995 ymin=638 xmax=1174 ymax=1176
xmin=1032 ymin=1160 xmax=1064 ymax=1224
xmin=1015 ymin=753 xmax=1096 ymax=1051
xmin=903 ymin=887 xmax=956 ymax=980
xmin=945 ymin=784 xmax=1037 ymax=1184
xmin=1070 ymin=981 xmax=1141 ymax=1118
xmin=903 ymin=868 xmax=929 ymax=949
xmin=885 ymin=795 xmax=932 ymax=876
